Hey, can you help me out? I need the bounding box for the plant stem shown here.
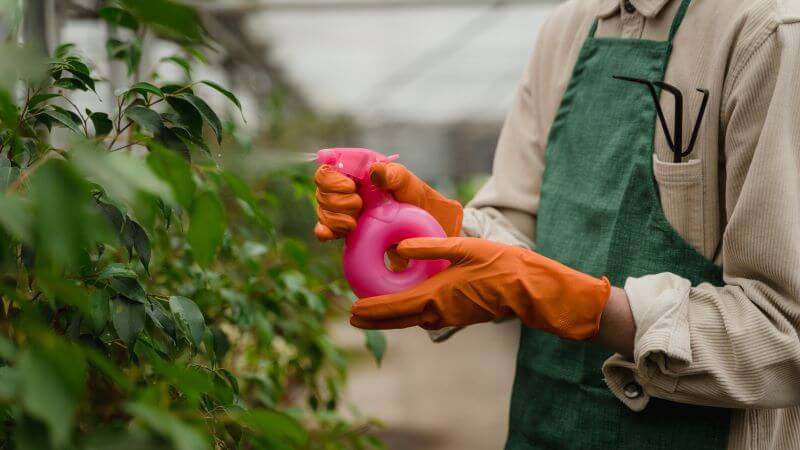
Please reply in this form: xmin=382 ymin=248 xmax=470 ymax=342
xmin=107 ymin=120 xmax=133 ymax=151
xmin=6 ymin=150 xmax=62 ymax=193
xmin=110 ymin=141 xmax=143 ymax=152
xmin=60 ymin=94 xmax=89 ymax=136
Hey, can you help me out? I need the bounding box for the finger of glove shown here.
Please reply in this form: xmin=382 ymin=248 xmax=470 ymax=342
xmin=315 ymin=165 xmax=357 ymax=194
xmin=314 ymin=222 xmax=340 ymax=241
xmin=386 ymin=245 xmax=410 ymax=271
xmin=350 ymin=305 xmax=442 ymax=330
xmin=371 ymin=162 xmax=463 ymax=237
xmin=351 ymin=290 xmax=435 ymax=321
xmin=315 ymin=190 xmax=363 ymax=215
xmin=316 ymin=206 xmax=357 ymax=234
xmin=370 ymin=163 xmax=426 ymax=203
xmin=349 ymin=314 xmax=424 ymax=330
xmin=395 ymin=237 xmax=470 ymax=263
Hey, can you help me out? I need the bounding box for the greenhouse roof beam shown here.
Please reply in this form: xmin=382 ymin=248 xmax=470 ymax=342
xmin=188 ymin=0 xmax=557 ymax=13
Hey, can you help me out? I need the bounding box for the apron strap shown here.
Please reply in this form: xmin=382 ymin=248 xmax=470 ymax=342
xmin=588 ymin=0 xmax=693 ymax=42
xmin=588 ymin=19 xmax=599 ymax=38
xmin=668 ymin=0 xmax=693 ymax=42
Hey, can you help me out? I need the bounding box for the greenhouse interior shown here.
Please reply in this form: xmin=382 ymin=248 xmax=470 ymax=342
xmin=2 ymin=1 xmax=555 ymax=449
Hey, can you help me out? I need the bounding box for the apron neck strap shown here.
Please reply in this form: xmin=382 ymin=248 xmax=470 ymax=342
xmin=588 ymin=0 xmax=693 ymax=42
xmin=668 ymin=0 xmax=693 ymax=42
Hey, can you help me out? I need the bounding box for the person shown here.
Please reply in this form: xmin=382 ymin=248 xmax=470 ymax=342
xmin=313 ymin=0 xmax=800 ymax=448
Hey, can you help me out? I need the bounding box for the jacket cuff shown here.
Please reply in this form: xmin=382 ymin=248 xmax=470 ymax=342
xmin=602 ymin=273 xmax=695 ymax=410
xmin=461 ymin=207 xmax=534 ymax=249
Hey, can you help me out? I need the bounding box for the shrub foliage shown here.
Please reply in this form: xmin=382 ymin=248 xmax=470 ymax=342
xmin=0 ymin=1 xmax=382 ymax=449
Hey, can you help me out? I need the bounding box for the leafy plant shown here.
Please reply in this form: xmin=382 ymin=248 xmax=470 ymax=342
xmin=0 ymin=1 xmax=383 ymax=449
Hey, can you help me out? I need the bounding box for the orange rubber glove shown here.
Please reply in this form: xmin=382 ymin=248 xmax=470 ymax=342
xmin=314 ymin=162 xmax=463 ymax=241
xmin=350 ymin=237 xmax=611 ymax=341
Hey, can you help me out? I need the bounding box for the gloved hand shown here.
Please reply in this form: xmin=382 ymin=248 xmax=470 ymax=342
xmin=350 ymin=237 xmax=611 ymax=341
xmin=314 ymin=162 xmax=463 ymax=241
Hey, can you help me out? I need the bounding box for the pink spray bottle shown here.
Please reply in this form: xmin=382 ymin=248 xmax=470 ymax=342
xmin=316 ymin=148 xmax=449 ymax=298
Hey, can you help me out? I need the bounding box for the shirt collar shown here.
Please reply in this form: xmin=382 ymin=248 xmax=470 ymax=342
xmin=598 ymin=0 xmax=672 ymax=19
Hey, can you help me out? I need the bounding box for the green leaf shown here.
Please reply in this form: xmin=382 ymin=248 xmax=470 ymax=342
xmin=125 ymin=219 xmax=151 ymax=271
xmin=176 ymin=128 xmax=211 ymax=157
xmin=15 ymin=416 xmax=49 ymax=450
xmin=0 ymin=335 xmax=17 ymax=360
xmin=217 ymin=368 xmax=239 ymax=397
xmin=96 ymin=201 xmax=125 ymax=234
xmin=53 ymin=104 xmax=82 ymax=124
xmin=125 ymin=402 xmax=210 ymax=450
xmin=82 ymin=347 xmax=133 ymax=392
xmin=161 ymin=55 xmax=192 ymax=78
xmin=54 ymin=77 xmax=88 ymax=91
xmin=106 ymin=38 xmax=126 ymax=59
xmin=184 ymin=46 xmax=208 ymax=63
xmin=156 ymin=127 xmax=190 ymax=160
xmin=89 ymin=112 xmax=113 ymax=137
xmin=0 ymin=366 xmax=18 ymax=400
xmin=29 ymin=160 xmax=103 ymax=266
xmin=40 ymin=109 xmax=83 ymax=135
xmin=147 ymin=145 xmax=195 ymax=208
xmin=64 ymin=58 xmax=96 ymax=92
xmin=125 ymin=82 xmax=164 ymax=99
xmin=125 ymin=105 xmax=163 ymax=135
xmin=116 ymin=214 xmax=135 ymax=249
xmin=70 ymin=144 xmax=175 ymax=206
xmin=107 ymin=38 xmax=142 ymax=76
xmin=36 ymin=274 xmax=92 ymax=316
xmin=63 ymin=56 xmax=90 ymax=74
xmin=146 ymin=299 xmax=176 ymax=340
xmin=0 ymin=164 xmax=19 ymax=190
xmin=200 ymin=80 xmax=244 ymax=121
xmin=162 ymin=83 xmax=192 ymax=95
xmin=106 ymin=276 xmax=147 ymax=303
xmin=0 ymin=89 xmax=18 ymax=127
xmin=188 ymin=191 xmax=224 ymax=266
xmin=365 ymin=330 xmax=386 ymax=366
xmin=365 ymin=435 xmax=387 ymax=450
xmin=166 ymin=96 xmax=202 ymax=137
xmin=121 ymin=0 xmax=207 ymax=45
xmin=176 ymin=92 xmax=222 ymax=144
xmin=205 ymin=327 xmax=229 ymax=366
xmin=111 ymin=296 xmax=146 ymax=347
xmin=98 ymin=7 xmax=139 ymax=30
xmin=98 ymin=263 xmax=137 ymax=279
xmin=17 ymin=342 xmax=87 ymax=447
xmin=27 ymin=93 xmax=59 ymax=111
xmin=21 ymin=245 xmax=35 ymax=271
xmin=236 ymin=409 xmax=308 ymax=447
xmin=89 ymin=289 xmax=111 ymax=333
xmin=137 ymin=346 xmax=218 ymax=406
xmin=54 ymin=43 xmax=75 ymax=58
xmin=169 ymin=296 xmax=205 ymax=348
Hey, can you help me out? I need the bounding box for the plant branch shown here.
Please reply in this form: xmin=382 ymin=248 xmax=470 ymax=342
xmin=6 ymin=150 xmax=62 ymax=193
xmin=110 ymin=141 xmax=143 ymax=152
xmin=107 ymin=120 xmax=134 ymax=151
xmin=60 ymin=94 xmax=90 ymax=136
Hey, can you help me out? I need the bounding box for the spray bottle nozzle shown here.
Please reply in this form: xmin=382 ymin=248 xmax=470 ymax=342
xmin=316 ymin=148 xmax=399 ymax=180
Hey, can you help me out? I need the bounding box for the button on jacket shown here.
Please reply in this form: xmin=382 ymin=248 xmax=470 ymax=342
xmin=456 ymin=0 xmax=800 ymax=448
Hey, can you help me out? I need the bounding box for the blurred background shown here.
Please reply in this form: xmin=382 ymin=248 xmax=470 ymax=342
xmin=17 ymin=1 xmax=558 ymax=448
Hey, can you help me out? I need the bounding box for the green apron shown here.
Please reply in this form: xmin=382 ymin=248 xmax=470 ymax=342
xmin=505 ymin=1 xmax=731 ymax=448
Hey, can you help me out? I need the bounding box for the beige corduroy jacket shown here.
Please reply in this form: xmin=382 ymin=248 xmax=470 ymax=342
xmin=453 ymin=0 xmax=800 ymax=448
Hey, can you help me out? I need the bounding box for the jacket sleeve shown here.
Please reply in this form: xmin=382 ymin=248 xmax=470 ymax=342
xmin=461 ymin=6 xmax=571 ymax=249
xmin=603 ymin=21 xmax=800 ymax=410
xmin=427 ymin=11 xmax=570 ymax=343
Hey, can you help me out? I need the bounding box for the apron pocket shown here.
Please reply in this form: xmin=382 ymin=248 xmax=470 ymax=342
xmin=652 ymin=154 xmax=705 ymax=255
